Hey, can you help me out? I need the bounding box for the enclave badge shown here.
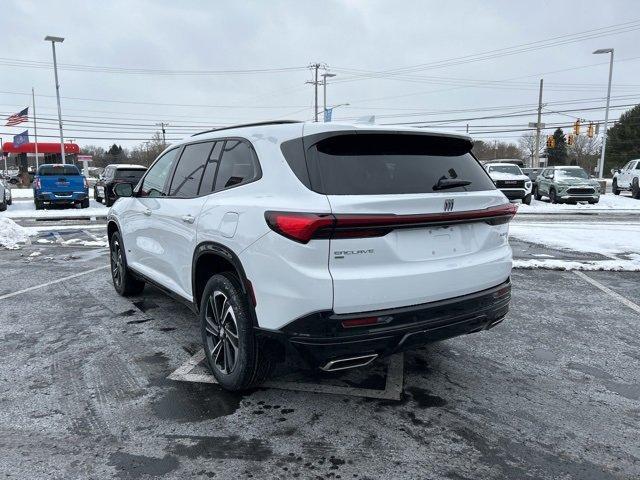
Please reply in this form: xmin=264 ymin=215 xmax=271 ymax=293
xmin=443 ymin=198 xmax=455 ymax=212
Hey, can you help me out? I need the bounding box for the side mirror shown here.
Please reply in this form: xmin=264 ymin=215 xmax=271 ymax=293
xmin=113 ymin=183 xmax=133 ymax=198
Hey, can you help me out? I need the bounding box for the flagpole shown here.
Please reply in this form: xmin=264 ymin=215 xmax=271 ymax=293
xmin=32 ymin=88 xmax=39 ymax=169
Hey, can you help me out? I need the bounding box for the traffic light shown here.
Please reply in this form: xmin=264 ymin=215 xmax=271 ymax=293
xmin=573 ymin=120 xmax=581 ymax=135
xmin=546 ymin=136 xmax=556 ymax=148
xmin=587 ymin=123 xmax=595 ymax=138
xmin=567 ymin=134 xmax=574 ymax=146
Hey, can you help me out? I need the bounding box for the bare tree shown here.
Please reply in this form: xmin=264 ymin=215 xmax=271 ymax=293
xmin=518 ymin=132 xmax=544 ymax=164
xmin=568 ymin=135 xmax=600 ymax=174
xmin=472 ymin=140 xmax=522 ymax=161
xmin=129 ymin=132 xmax=167 ymax=167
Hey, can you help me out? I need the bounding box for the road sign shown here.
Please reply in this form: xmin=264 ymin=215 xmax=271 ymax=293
xmin=528 ymin=122 xmax=546 ymax=128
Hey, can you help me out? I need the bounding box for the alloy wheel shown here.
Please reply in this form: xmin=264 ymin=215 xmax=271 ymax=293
xmin=204 ymin=291 xmax=240 ymax=375
xmin=110 ymin=239 xmax=123 ymax=288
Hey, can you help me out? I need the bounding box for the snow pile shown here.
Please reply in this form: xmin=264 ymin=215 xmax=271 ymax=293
xmin=0 ymin=218 xmax=30 ymax=249
xmin=513 ymin=258 xmax=640 ymax=271
xmin=1 ymin=199 xmax=107 ymax=219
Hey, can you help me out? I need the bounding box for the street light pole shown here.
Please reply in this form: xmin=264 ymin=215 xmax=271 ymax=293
xmin=593 ymin=48 xmax=614 ymax=178
xmin=45 ymin=35 xmax=66 ymax=164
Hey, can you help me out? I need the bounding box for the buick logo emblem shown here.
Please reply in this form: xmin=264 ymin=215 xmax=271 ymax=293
xmin=443 ymin=199 xmax=454 ymax=212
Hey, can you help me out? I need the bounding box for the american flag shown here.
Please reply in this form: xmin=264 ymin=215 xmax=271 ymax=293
xmin=6 ymin=107 xmax=28 ymax=126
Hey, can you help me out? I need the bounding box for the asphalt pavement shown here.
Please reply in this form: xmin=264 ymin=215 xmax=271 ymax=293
xmin=0 ymin=221 xmax=639 ymax=479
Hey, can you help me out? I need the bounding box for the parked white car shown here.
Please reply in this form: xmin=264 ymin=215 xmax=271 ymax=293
xmin=107 ymin=121 xmax=515 ymax=391
xmin=484 ymin=162 xmax=532 ymax=204
xmin=612 ymin=159 xmax=640 ymax=198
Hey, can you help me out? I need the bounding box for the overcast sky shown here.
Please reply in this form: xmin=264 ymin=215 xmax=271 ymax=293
xmin=1 ymin=0 xmax=639 ymax=149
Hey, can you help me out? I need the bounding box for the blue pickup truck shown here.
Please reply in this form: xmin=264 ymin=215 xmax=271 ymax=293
xmin=33 ymin=164 xmax=90 ymax=210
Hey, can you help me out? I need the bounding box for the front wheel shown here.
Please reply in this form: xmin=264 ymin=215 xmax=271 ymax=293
xmin=109 ymin=231 xmax=145 ymax=296
xmin=612 ymin=179 xmax=621 ymax=195
xmin=201 ymin=273 xmax=273 ymax=391
xmin=80 ymin=198 xmax=90 ymax=209
xmin=549 ymin=188 xmax=559 ymax=204
xmin=632 ymin=179 xmax=640 ymax=199
xmin=522 ymin=193 xmax=532 ymax=205
xmin=0 ymin=200 xmax=6 ymax=212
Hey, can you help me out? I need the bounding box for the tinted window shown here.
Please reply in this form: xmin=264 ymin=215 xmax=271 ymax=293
xmin=169 ymin=142 xmax=214 ymax=197
xmin=556 ymin=168 xmax=588 ymax=179
xmin=38 ymin=165 xmax=80 ymax=176
xmin=214 ymin=140 xmax=259 ymax=191
xmin=140 ymin=148 xmax=179 ymax=197
xmin=310 ymin=134 xmax=494 ymax=195
xmin=635 ymin=162 xmax=640 ymax=170
xmin=114 ymin=168 xmax=146 ymax=181
xmin=198 ymin=142 xmax=223 ymax=195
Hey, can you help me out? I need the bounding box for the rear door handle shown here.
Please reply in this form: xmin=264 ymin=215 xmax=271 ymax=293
xmin=181 ymin=214 xmax=195 ymax=224
xmin=143 ymin=208 xmax=152 ymax=216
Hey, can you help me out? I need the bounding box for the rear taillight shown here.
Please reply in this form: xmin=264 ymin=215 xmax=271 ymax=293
xmin=265 ymin=203 xmax=517 ymax=244
xmin=264 ymin=212 xmax=334 ymax=243
xmin=33 ymin=178 xmax=40 ymax=189
xmin=83 ymin=177 xmax=88 ymax=189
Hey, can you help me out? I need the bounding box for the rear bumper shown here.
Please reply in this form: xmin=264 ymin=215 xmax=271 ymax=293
xmin=35 ymin=191 xmax=88 ymax=203
xmin=260 ymin=279 xmax=511 ymax=369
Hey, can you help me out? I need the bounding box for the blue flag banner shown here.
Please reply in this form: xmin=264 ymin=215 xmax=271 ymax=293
xmin=13 ymin=130 xmax=29 ymax=147
xmin=324 ymin=108 xmax=333 ymax=122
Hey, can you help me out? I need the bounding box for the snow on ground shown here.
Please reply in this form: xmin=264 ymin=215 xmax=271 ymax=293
xmin=1 ymin=199 xmax=107 ymax=219
xmin=509 ymin=222 xmax=640 ymax=256
xmin=0 ymin=218 xmax=30 ymax=249
xmin=517 ymin=193 xmax=640 ymax=213
xmin=510 ymin=222 xmax=640 ymax=271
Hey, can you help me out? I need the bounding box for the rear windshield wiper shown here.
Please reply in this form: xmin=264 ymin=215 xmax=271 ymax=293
xmin=432 ymin=177 xmax=472 ymax=191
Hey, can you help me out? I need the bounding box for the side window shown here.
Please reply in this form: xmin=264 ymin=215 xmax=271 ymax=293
xmin=198 ymin=142 xmax=223 ymax=195
xmin=635 ymin=161 xmax=640 ymax=170
xmin=169 ymin=142 xmax=214 ymax=197
xmin=140 ymin=148 xmax=180 ymax=197
xmin=624 ymin=161 xmax=632 ymax=170
xmin=214 ymin=140 xmax=259 ymax=192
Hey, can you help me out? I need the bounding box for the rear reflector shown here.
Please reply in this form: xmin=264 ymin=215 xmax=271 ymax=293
xmin=265 ymin=203 xmax=517 ymax=243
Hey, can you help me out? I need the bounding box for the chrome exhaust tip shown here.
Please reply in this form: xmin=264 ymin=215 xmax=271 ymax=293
xmin=320 ymin=354 xmax=379 ymax=372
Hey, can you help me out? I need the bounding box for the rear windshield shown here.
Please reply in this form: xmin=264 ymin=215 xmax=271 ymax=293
xmin=38 ymin=165 xmax=80 ymax=176
xmin=309 ymin=134 xmax=495 ymax=195
xmin=115 ymin=168 xmax=146 ymax=180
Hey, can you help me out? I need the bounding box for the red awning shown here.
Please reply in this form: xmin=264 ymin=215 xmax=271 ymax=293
xmin=2 ymin=142 xmax=80 ymax=154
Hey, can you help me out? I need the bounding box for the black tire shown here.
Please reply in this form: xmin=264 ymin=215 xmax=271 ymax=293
xmin=6 ymin=197 xmax=11 ymax=206
xmin=549 ymin=188 xmax=559 ymax=204
xmin=0 ymin=200 xmax=6 ymax=212
xmin=81 ymin=198 xmax=90 ymax=209
xmin=632 ymin=179 xmax=640 ymax=199
xmin=109 ymin=231 xmax=145 ymax=296
xmin=522 ymin=193 xmax=532 ymax=205
xmin=94 ymin=187 xmax=102 ymax=203
xmin=105 ymin=195 xmax=113 ymax=207
xmin=200 ymin=273 xmax=273 ymax=391
xmin=533 ymin=186 xmax=542 ymax=201
xmin=612 ymin=179 xmax=620 ymax=196
xmin=34 ymin=200 xmax=43 ymax=210
xmin=588 ymin=198 xmax=600 ymax=204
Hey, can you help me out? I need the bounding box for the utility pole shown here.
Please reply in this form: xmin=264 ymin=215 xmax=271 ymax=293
xmin=593 ymin=48 xmax=614 ymax=178
xmin=155 ymin=122 xmax=168 ymax=145
xmin=321 ymin=72 xmax=336 ymax=121
xmin=45 ymin=35 xmax=66 ymax=164
xmin=306 ymin=63 xmax=322 ymax=122
xmin=32 ymin=88 xmax=39 ymax=169
xmin=532 ymin=79 xmax=544 ymax=168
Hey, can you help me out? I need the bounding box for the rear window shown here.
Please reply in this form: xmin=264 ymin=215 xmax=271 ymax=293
xmin=307 ymin=134 xmax=495 ymax=195
xmin=114 ymin=168 xmax=146 ymax=181
xmin=38 ymin=165 xmax=80 ymax=176
xmin=488 ymin=165 xmax=523 ymax=175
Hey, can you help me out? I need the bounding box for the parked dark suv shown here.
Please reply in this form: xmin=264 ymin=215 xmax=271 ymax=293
xmin=94 ymin=164 xmax=147 ymax=206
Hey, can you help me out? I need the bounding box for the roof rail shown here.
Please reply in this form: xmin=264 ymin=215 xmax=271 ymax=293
xmin=191 ymin=120 xmax=301 ymax=137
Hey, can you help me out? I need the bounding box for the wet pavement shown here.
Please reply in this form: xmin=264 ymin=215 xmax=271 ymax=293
xmin=0 ymin=234 xmax=639 ymax=479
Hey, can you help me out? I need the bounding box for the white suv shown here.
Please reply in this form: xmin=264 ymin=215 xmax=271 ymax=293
xmin=107 ymin=121 xmax=515 ymax=391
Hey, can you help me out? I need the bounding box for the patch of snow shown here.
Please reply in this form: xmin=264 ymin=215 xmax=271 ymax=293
xmin=509 ymin=222 xmax=640 ymax=257
xmin=517 ymin=194 xmax=640 ymax=213
xmin=513 ymin=258 xmax=640 ymax=271
xmin=28 ymin=251 xmax=42 ymax=257
xmin=0 ymin=218 xmax=30 ymax=249
xmin=8 ymin=189 xmax=96 ymax=199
